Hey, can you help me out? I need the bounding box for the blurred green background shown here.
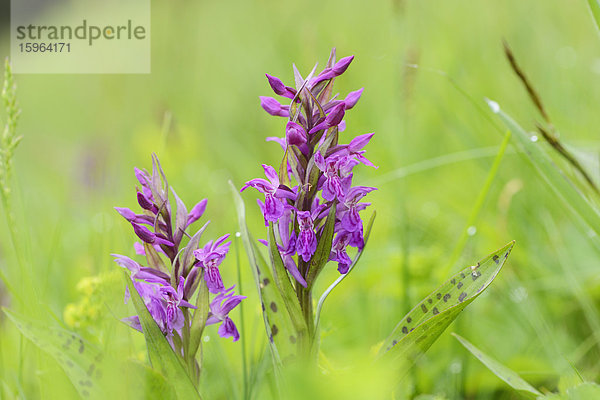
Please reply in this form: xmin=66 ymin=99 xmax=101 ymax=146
xmin=1 ymin=0 xmax=600 ymax=398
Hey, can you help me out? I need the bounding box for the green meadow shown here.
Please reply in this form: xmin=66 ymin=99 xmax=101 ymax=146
xmin=1 ymin=0 xmax=600 ymax=398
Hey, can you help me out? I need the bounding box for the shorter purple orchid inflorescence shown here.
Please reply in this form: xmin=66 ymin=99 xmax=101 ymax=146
xmin=113 ymin=155 xmax=244 ymax=353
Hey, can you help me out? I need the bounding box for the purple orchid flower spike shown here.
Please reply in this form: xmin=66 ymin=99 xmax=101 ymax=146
xmin=114 ymin=156 xmax=245 ymax=382
xmin=241 ymin=50 xmax=376 ymax=353
xmin=207 ymin=286 xmax=246 ymax=341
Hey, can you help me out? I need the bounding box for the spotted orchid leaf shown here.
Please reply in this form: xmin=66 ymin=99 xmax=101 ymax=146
xmin=231 ymin=181 xmax=298 ymax=367
xmin=377 ymin=241 xmax=515 ymax=378
xmin=3 ymin=308 xmax=106 ymax=399
xmin=268 ymin=224 xmax=308 ymax=336
xmin=452 ymin=333 xmax=541 ymax=399
xmin=125 ymin=275 xmax=202 ymax=399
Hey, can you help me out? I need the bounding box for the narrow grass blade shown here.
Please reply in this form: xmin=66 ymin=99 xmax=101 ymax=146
xmin=230 ymin=181 xmax=298 ymax=367
xmin=488 ymin=101 xmax=600 ymax=237
xmin=588 ymin=0 xmax=600 ymax=33
xmin=125 ymin=275 xmax=201 ymax=399
xmin=452 ymin=333 xmax=541 ymax=398
xmin=314 ymin=211 xmax=375 ymax=331
xmin=3 ymin=308 xmax=106 ymax=399
xmin=377 ymin=242 xmax=514 ymax=378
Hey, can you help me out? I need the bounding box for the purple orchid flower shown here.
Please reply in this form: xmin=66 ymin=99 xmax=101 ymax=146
xmin=314 ymin=153 xmax=353 ymax=202
xmin=260 ymin=96 xmax=290 ymax=117
xmin=330 ymin=230 xmax=353 ymax=274
xmin=241 ymin=165 xmax=296 ymax=224
xmin=207 ymin=286 xmax=246 ymax=341
xmin=193 ymin=234 xmax=231 ymax=294
xmin=266 ymin=74 xmax=297 ymax=99
xmin=296 ymin=210 xmax=318 ymax=262
xmin=339 ymin=186 xmax=377 ymax=233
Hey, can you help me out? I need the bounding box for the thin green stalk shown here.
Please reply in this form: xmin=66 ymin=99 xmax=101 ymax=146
xmin=235 ymin=234 xmax=249 ymax=400
xmin=441 ymin=130 xmax=512 ymax=277
xmin=543 ymin=214 xmax=600 ymax=354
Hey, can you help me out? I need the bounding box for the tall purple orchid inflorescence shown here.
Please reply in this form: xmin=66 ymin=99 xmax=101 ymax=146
xmin=113 ymin=155 xmax=244 ymax=383
xmin=241 ymin=49 xmax=376 ymax=352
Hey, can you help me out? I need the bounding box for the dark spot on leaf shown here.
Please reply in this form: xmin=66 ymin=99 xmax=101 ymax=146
xmin=87 ymin=364 xmax=95 ymax=376
xmin=66 ymin=360 xmax=74 ymax=368
xmin=427 ymin=298 xmax=432 ymax=304
xmin=410 ymin=328 xmax=414 ymax=332
xmin=94 ymin=354 xmax=103 ymax=363
xmin=472 ymin=271 xmax=481 ymax=280
xmin=432 ymin=307 xmax=439 ymax=315
xmin=421 ymin=304 xmax=428 ymax=313
xmin=261 ymin=302 xmax=265 ymax=311
xmin=402 ymin=326 xmax=408 ymax=334
xmin=407 ymin=317 xmax=412 ymax=323
xmin=436 ymin=293 xmax=442 ymax=300
xmin=271 ymin=324 xmax=279 ymax=336
xmin=458 ymin=292 xmax=467 ymax=302
xmin=79 ymin=340 xmax=85 ymax=354
xmin=82 ymin=390 xmax=89 ymax=397
xmin=460 ymin=273 xmax=465 ymax=279
xmin=451 ymin=279 xmax=456 ymax=285
xmin=269 ymin=334 xmax=274 ymax=343
xmin=443 ymin=293 xmax=451 ymax=302
xmin=457 ymin=282 xmax=463 ymax=289
xmin=289 ymin=336 xmax=296 ymax=344
xmin=263 ymin=278 xmax=270 ymax=286
xmin=504 ymin=252 xmax=509 ymax=259
xmin=391 ymin=340 xmax=397 ymax=346
xmin=493 ymin=255 xmax=499 ymax=264
xmin=270 ymin=302 xmax=278 ymax=312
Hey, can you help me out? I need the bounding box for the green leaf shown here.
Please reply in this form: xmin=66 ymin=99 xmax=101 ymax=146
xmin=180 ymin=221 xmax=209 ymax=275
xmin=564 ymin=382 xmax=600 ymax=399
xmin=306 ymin=204 xmax=337 ymax=288
xmin=125 ymin=360 xmax=177 ymax=400
xmin=268 ymin=224 xmax=308 ymax=337
xmin=230 ymin=181 xmax=299 ymax=367
xmin=188 ymin=276 xmax=209 ymax=370
xmin=488 ymin=101 xmax=600 ymax=237
xmin=588 ymin=0 xmax=600 ymax=34
xmin=125 ymin=275 xmax=201 ymax=399
xmin=377 ymin=241 xmax=515 ymax=378
xmin=3 ymin=308 xmax=106 ymax=399
xmin=452 ymin=333 xmax=541 ymax=398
